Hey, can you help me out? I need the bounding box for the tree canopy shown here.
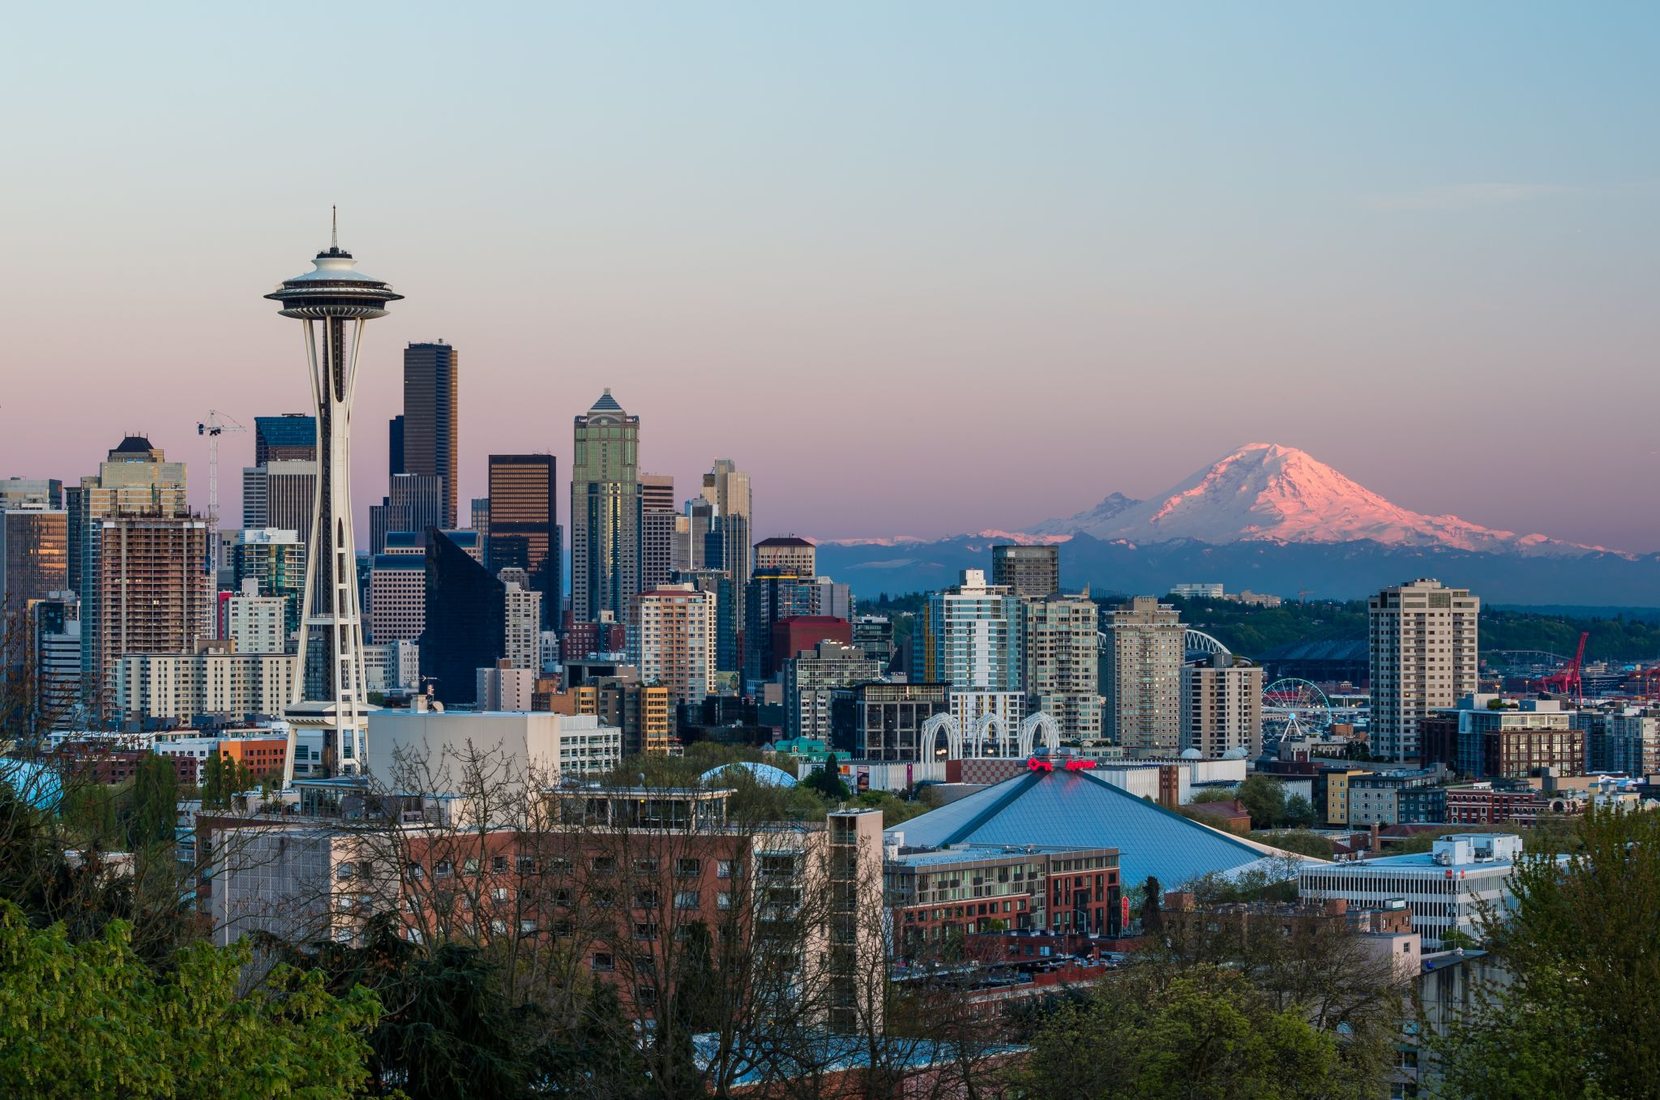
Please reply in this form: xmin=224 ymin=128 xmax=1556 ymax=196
xmin=0 ymin=902 xmax=379 ymax=1099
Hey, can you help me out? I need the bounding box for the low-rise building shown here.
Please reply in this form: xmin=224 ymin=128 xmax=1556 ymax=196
xmin=884 ymin=843 xmax=1120 ymax=959
xmin=1298 ymin=833 xmax=1528 ymax=948
xmin=1348 ymin=767 xmax=1447 ymax=826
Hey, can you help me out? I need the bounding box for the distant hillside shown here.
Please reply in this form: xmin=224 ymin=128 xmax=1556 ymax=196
xmin=819 ymin=533 xmax=1660 ymax=607
xmin=860 ymin=593 xmax=1660 ymax=664
xmin=1166 ymin=598 xmax=1660 ymax=663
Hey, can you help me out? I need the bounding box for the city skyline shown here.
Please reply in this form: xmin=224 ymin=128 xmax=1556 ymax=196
xmin=2 ymin=5 xmax=1658 ymax=549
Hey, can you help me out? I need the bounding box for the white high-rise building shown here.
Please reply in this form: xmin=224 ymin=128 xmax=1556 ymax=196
xmin=1369 ymin=579 xmax=1480 ymax=763
xmin=500 ymin=569 xmax=543 ymax=670
xmin=914 ymin=570 xmax=1023 ymax=696
xmin=636 ymin=583 xmax=716 ymax=705
xmin=1103 ymin=596 xmax=1185 ymax=755
xmin=226 ymin=578 xmax=287 ymax=654
xmin=1022 ymin=594 xmax=1102 ymax=742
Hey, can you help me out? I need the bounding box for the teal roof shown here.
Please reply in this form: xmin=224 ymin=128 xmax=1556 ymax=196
xmin=891 ymin=768 xmax=1305 ymax=889
xmin=589 ymin=389 xmax=624 ymax=413
xmin=701 ymin=761 xmax=797 ymax=788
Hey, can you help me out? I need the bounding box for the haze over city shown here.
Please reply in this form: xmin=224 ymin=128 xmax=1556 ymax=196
xmin=3 ymin=4 xmax=1658 ymax=549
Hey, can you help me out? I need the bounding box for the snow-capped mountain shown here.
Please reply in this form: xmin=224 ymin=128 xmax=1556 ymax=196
xmin=1030 ymin=443 xmax=1602 ymax=557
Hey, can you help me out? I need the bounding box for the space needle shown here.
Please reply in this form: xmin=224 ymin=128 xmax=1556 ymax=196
xmin=266 ymin=211 xmax=402 ymax=787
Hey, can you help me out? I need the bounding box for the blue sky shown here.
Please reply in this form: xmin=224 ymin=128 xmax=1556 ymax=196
xmin=2 ymin=3 xmax=1656 ymax=546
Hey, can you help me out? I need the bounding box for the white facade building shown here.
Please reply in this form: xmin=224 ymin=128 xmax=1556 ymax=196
xmin=366 ymin=707 xmax=622 ymax=792
xmin=226 ymin=578 xmax=287 ymax=654
xmin=363 ymin=640 xmax=420 ymax=695
xmin=501 ymin=575 xmax=543 ymax=670
xmin=367 ymin=555 xmax=425 ymax=644
xmin=476 ymin=662 xmax=537 ymax=712
xmin=117 ymin=652 xmax=295 ymax=722
xmin=1298 ymin=833 xmax=1529 ymax=949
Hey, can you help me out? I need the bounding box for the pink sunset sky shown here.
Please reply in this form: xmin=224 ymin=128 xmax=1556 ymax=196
xmin=1 ymin=6 xmax=1657 ymax=550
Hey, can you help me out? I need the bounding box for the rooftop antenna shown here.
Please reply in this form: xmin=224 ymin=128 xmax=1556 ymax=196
xmin=330 ymin=205 xmax=338 ymax=251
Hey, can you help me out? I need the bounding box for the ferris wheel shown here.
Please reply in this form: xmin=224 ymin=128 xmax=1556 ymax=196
xmin=1261 ymin=678 xmax=1333 ymax=745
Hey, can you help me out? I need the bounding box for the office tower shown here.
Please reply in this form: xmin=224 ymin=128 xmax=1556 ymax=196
xmin=784 ymin=639 xmax=880 ymax=741
xmin=265 ymin=217 xmax=401 ymax=782
xmin=640 ymin=473 xmax=677 ymax=591
xmin=673 ymin=567 xmax=738 ymax=677
xmin=852 ymin=615 xmax=894 ymax=670
xmin=1369 ymin=579 xmax=1480 ymax=763
xmin=387 ymin=473 xmax=446 ymax=541
xmin=1181 ymin=654 xmax=1264 ymax=758
xmin=500 ymin=568 xmax=543 ymax=670
xmin=401 ymin=341 xmax=459 ymax=528
xmin=241 ymin=460 xmax=316 ymax=544
xmin=421 ymin=528 xmax=506 ymax=706
xmin=230 ymin=529 xmax=306 ymax=640
xmin=839 ymin=682 xmax=950 ymax=761
xmin=681 ymin=498 xmax=715 ymax=571
xmin=1022 ymin=593 xmax=1102 ymax=742
xmin=388 ymin=415 xmax=405 ymax=477
xmin=570 ymin=390 xmax=641 ymax=625
xmin=470 ymin=498 xmax=490 ymax=540
xmin=31 ymin=593 xmax=80 ymax=728
xmin=636 ymin=583 xmax=716 ymax=705
xmin=812 ymin=578 xmax=854 ymax=621
xmin=744 ymin=568 xmax=821 ymax=687
xmin=253 ymin=414 xmax=316 ymax=466
xmin=88 ymin=515 xmax=212 ymax=713
xmin=226 ymin=578 xmax=287 ymax=654
xmin=755 ymin=535 xmax=814 ymax=577
xmin=0 ymin=507 xmax=68 ymax=613
xmin=1102 ymin=596 xmax=1185 ymax=755
xmin=486 ymin=454 xmax=560 ymax=628
xmin=991 ymin=544 xmax=1060 ymax=600
xmin=368 ymin=532 xmax=428 ymax=644
xmin=0 ymin=479 xmax=63 ymax=510
xmin=703 ymin=460 xmax=753 ymax=625
xmin=914 ymin=569 xmax=1023 ymax=700
xmin=0 ymin=506 xmax=67 ymax=690
xmin=367 ymin=499 xmax=406 ymax=556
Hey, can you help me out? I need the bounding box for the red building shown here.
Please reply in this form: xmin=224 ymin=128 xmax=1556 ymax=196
xmin=771 ymin=616 xmax=851 ymax=671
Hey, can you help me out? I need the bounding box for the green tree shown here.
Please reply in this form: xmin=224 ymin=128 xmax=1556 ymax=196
xmin=1256 ymin=830 xmax=1333 ymax=859
xmin=1139 ymin=875 xmax=1163 ymax=933
xmin=1281 ymin=794 xmax=1316 ymax=829
xmin=126 ymin=754 xmax=178 ymax=849
xmin=1433 ymin=804 xmax=1660 ymax=1098
xmin=0 ymin=902 xmax=379 ymax=1099
xmin=1012 ymin=969 xmax=1346 ymax=1099
xmin=1235 ymin=775 xmax=1287 ymax=829
xmin=804 ymin=754 xmax=851 ymax=800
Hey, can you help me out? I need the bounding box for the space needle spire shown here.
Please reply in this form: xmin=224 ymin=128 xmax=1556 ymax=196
xmin=265 ymin=213 xmax=402 ymax=786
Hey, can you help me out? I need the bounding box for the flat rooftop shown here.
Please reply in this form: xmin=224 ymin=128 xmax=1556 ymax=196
xmin=892 ymin=843 xmax=1117 ymax=869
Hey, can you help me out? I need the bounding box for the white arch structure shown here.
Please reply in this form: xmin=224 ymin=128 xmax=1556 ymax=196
xmin=920 ymin=712 xmax=962 ymax=761
xmin=915 ymin=711 xmax=1061 ymax=761
xmin=1018 ymin=713 xmax=1059 ymax=756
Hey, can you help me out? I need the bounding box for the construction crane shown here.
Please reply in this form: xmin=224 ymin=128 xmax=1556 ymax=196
xmin=197 ymin=410 xmax=247 ymax=585
xmin=1532 ymin=631 xmax=1589 ymax=700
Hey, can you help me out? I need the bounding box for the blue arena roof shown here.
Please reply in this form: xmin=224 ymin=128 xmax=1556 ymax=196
xmin=891 ymin=767 xmax=1310 ymax=889
xmin=1 ymin=758 xmax=62 ymax=811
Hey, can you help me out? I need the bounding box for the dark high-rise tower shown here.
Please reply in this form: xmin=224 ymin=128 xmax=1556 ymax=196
xmin=265 ymin=212 xmax=401 ymax=784
xmin=388 ymin=415 xmax=405 ymax=477
xmin=991 ymin=544 xmax=1060 ymax=600
xmin=420 ymin=528 xmax=505 ymax=706
xmin=487 ymin=454 xmax=560 ymax=628
xmin=253 ymin=414 xmax=317 ymax=466
xmin=401 ymin=342 xmax=458 ymax=528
